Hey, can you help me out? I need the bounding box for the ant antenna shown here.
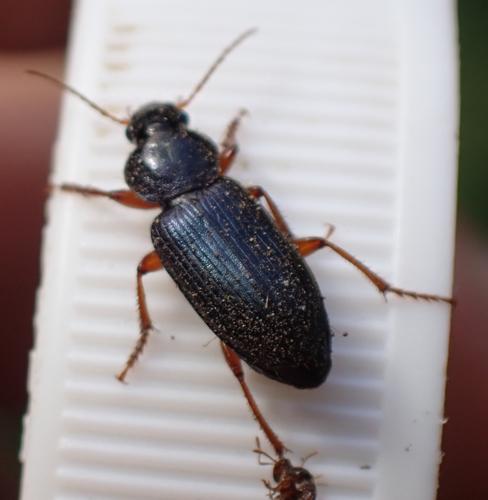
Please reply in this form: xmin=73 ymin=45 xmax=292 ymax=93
xmin=177 ymin=28 xmax=257 ymax=108
xmin=301 ymin=451 xmax=318 ymax=466
xmin=26 ymin=70 xmax=129 ymax=125
xmin=253 ymin=437 xmax=278 ymax=465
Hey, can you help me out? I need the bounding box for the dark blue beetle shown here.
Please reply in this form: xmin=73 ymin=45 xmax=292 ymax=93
xmin=31 ymin=29 xmax=452 ymax=497
xmin=124 ymin=100 xmax=331 ymax=389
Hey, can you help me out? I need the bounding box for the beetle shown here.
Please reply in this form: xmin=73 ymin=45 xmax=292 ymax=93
xmin=30 ymin=28 xmax=453 ymax=496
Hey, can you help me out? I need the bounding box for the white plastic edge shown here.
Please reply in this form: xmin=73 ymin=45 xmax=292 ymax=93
xmin=375 ymin=1 xmax=458 ymax=499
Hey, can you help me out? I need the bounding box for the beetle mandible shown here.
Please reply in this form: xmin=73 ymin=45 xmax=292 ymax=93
xmin=30 ymin=28 xmax=453 ymax=486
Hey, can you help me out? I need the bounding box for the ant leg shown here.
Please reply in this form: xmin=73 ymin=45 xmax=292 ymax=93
xmin=116 ymin=251 xmax=163 ymax=382
xmin=220 ymin=342 xmax=286 ymax=457
xmin=262 ymin=481 xmax=277 ymax=499
xmin=219 ymin=109 xmax=247 ymax=175
xmin=294 ymin=236 xmax=454 ymax=305
xmin=59 ymin=183 xmax=159 ymax=209
xmin=247 ymin=186 xmax=293 ymax=237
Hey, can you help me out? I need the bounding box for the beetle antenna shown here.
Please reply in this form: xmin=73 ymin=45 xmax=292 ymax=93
xmin=26 ymin=70 xmax=129 ymax=125
xmin=177 ymin=28 xmax=257 ymax=109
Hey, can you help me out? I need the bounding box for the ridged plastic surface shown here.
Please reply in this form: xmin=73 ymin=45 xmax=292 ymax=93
xmin=21 ymin=1 xmax=458 ymax=499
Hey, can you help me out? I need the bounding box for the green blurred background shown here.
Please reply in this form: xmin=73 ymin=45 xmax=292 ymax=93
xmin=458 ymin=1 xmax=488 ymax=235
xmin=0 ymin=1 xmax=486 ymax=499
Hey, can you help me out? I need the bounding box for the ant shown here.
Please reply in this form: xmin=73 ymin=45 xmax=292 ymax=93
xmin=254 ymin=437 xmax=317 ymax=500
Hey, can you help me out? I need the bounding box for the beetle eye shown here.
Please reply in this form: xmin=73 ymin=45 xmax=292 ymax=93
xmin=179 ymin=110 xmax=189 ymax=125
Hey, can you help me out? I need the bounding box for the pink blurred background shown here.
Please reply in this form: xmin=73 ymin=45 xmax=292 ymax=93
xmin=0 ymin=1 xmax=486 ymax=499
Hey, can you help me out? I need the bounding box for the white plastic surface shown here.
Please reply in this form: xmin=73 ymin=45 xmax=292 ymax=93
xmin=20 ymin=1 xmax=458 ymax=499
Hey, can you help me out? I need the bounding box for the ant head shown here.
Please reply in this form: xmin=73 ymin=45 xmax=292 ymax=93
xmin=125 ymin=102 xmax=189 ymax=144
xmin=273 ymin=458 xmax=293 ymax=482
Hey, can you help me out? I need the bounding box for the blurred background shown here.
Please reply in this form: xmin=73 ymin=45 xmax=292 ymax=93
xmin=0 ymin=1 xmax=486 ymax=499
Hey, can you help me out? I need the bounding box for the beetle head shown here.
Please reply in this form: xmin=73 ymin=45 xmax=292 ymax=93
xmin=124 ymin=102 xmax=219 ymax=203
xmin=125 ymin=102 xmax=189 ymax=144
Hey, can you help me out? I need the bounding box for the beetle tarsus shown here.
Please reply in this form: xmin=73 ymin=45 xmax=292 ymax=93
xmin=115 ymin=252 xmax=163 ymax=382
xmin=294 ymin=235 xmax=454 ymax=305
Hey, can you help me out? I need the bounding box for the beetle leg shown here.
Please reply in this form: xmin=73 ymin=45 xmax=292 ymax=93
xmin=116 ymin=251 xmax=163 ymax=382
xmin=219 ymin=109 xmax=247 ymax=175
xmin=294 ymin=236 xmax=454 ymax=305
xmin=220 ymin=342 xmax=287 ymax=457
xmin=59 ymin=183 xmax=160 ymax=209
xmin=247 ymin=186 xmax=293 ymax=238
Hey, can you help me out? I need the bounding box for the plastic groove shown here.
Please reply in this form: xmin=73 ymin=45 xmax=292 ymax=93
xmin=55 ymin=466 xmax=260 ymax=500
xmin=59 ymin=439 xmax=258 ymax=477
xmin=64 ymin=354 xmax=386 ymax=410
xmin=61 ymin=409 xmax=379 ymax=455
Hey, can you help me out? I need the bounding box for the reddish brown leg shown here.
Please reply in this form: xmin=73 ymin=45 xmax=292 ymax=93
xmin=116 ymin=251 xmax=163 ymax=382
xmin=294 ymin=236 xmax=454 ymax=305
xmin=220 ymin=342 xmax=286 ymax=457
xmin=247 ymin=186 xmax=293 ymax=238
xmin=60 ymin=183 xmax=160 ymax=209
xmin=219 ymin=109 xmax=247 ymax=175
